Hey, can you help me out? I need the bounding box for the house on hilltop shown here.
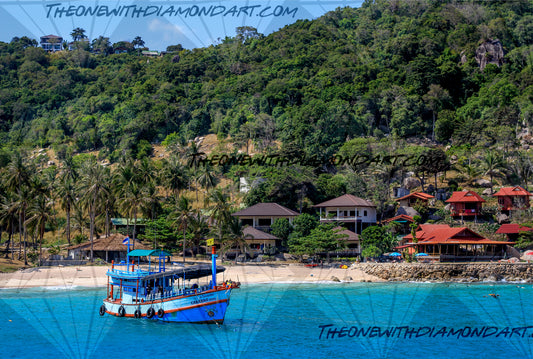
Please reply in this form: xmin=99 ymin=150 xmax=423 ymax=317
xmin=40 ymin=34 xmax=63 ymax=52
xmin=493 ymin=186 xmax=532 ymax=212
xmin=313 ymin=194 xmax=376 ymax=234
xmin=396 ymin=192 xmax=434 ymax=207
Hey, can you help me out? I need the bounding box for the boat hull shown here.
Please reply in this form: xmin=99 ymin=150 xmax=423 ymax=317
xmin=102 ymin=287 xmax=232 ymax=323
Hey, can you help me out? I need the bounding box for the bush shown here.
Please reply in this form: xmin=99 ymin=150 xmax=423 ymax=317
xmin=74 ymin=234 xmax=87 ymax=244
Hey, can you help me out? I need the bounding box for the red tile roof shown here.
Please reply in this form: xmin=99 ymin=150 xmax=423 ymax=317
xmin=492 ymin=186 xmax=532 ymax=197
xmin=403 ymin=224 xmax=513 ymax=245
xmin=396 ymin=192 xmax=435 ymax=201
xmin=495 ymin=224 xmax=533 ymax=234
xmin=383 ymin=214 xmax=415 ymax=224
xmin=232 ymin=203 xmax=299 ymax=217
xmin=313 ymin=194 xmax=375 ymax=208
xmin=446 ymin=190 xmax=485 ymax=203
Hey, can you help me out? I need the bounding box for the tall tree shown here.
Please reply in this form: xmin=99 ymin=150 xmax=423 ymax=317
xmin=170 ymin=195 xmax=194 ymax=263
xmin=78 ymin=158 xmax=109 ymax=261
xmin=70 ymin=27 xmax=87 ymax=42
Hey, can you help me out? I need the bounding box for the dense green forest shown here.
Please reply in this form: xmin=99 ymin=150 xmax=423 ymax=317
xmin=0 ymin=0 xmax=532 ymax=161
xmin=2 ymin=0 xmax=533 ymax=265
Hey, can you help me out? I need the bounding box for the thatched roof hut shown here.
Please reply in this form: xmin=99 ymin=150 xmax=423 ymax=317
xmin=67 ymin=233 xmax=151 ymax=263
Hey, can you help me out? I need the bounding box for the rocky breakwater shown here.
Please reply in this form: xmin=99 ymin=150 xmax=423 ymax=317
xmin=356 ymin=263 xmax=533 ymax=282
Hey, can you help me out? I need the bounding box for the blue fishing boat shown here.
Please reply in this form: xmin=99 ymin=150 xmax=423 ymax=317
xmin=99 ymin=247 xmax=239 ymax=323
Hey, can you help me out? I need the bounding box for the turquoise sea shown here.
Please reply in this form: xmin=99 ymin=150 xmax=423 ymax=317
xmin=1 ymin=282 xmax=532 ymax=359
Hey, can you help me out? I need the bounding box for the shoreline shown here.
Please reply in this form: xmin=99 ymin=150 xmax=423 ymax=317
xmin=1 ymin=262 xmax=532 ymax=289
xmin=0 ymin=263 xmax=383 ymax=289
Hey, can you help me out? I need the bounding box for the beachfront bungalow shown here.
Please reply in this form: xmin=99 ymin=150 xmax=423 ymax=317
xmin=313 ymin=194 xmax=376 ymax=234
xmin=401 ymin=224 xmax=513 ymax=262
xmin=231 ymin=203 xmax=299 ymax=233
xmin=334 ymin=227 xmax=361 ymax=253
xmin=495 ymin=223 xmax=533 ymax=241
xmin=446 ymin=190 xmax=485 ymax=217
xmin=492 ymin=186 xmax=532 ymax=212
xmin=396 ymin=192 xmax=434 ymax=207
xmin=242 ymin=226 xmax=279 ymax=254
xmin=66 ymin=233 xmax=150 ymax=263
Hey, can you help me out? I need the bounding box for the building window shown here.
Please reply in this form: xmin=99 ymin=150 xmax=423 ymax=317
xmin=364 ymin=210 xmax=368 ymax=216
xmin=242 ymin=219 xmax=253 ymax=226
xmin=258 ymin=218 xmax=271 ymax=226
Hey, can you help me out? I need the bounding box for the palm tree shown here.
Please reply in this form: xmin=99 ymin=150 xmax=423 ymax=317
xmin=71 ymin=201 xmax=88 ymax=237
xmin=207 ymin=188 xmax=233 ymax=244
xmin=170 ymin=195 xmax=194 ymax=263
xmin=160 ymin=155 xmax=188 ymax=197
xmin=25 ymin=194 xmax=53 ymax=265
xmin=56 ymin=178 xmax=76 ymax=245
xmin=71 ymin=27 xmax=87 ymax=42
xmin=0 ymin=193 xmax=18 ymax=259
xmin=483 ymin=151 xmax=505 ymax=193
xmin=78 ymin=159 xmax=109 ymax=262
xmin=219 ymin=217 xmax=252 ymax=262
xmin=189 ymin=214 xmax=209 ymax=258
xmin=132 ymin=36 xmax=145 ymax=50
xmin=117 ymin=181 xmax=143 ymax=247
xmin=5 ymin=153 xmax=33 ymax=264
xmin=197 ymin=164 xmax=218 ymax=205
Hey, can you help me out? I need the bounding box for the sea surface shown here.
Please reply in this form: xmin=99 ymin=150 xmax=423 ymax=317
xmin=0 ymin=282 xmax=532 ymax=359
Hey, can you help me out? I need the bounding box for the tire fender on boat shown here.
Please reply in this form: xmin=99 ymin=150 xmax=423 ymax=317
xmin=157 ymin=308 xmax=165 ymax=318
xmin=146 ymin=307 xmax=155 ymax=319
xmin=118 ymin=305 xmax=126 ymax=317
xmin=134 ymin=309 xmax=141 ymax=318
xmin=99 ymin=305 xmax=106 ymax=316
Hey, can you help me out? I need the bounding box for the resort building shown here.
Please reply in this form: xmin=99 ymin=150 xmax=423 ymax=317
xmin=400 ymin=224 xmax=513 ymax=262
xmin=396 ymin=192 xmax=434 ymax=207
xmin=40 ymin=34 xmax=63 ymax=52
xmin=382 ymin=214 xmax=415 ymax=235
xmin=446 ymin=190 xmax=485 ymax=217
xmin=313 ymin=194 xmax=376 ymax=234
xmin=495 ymin=223 xmax=533 ymax=241
xmin=492 ymin=186 xmax=532 ymax=212
xmin=242 ymin=226 xmax=279 ymax=254
xmin=334 ymin=227 xmax=360 ymax=253
xmin=231 ymin=202 xmax=299 ymax=232
xmin=67 ymin=233 xmax=150 ymax=263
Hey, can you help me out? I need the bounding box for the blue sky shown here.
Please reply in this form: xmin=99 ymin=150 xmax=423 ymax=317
xmin=0 ymin=0 xmax=363 ymax=50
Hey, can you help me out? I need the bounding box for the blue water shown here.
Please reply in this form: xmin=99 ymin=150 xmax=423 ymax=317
xmin=1 ymin=282 xmax=532 ymax=359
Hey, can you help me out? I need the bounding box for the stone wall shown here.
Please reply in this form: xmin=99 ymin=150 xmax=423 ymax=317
xmin=356 ymin=263 xmax=533 ymax=282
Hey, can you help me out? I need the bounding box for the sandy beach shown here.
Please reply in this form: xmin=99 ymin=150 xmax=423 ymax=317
xmin=0 ymin=263 xmax=382 ymax=289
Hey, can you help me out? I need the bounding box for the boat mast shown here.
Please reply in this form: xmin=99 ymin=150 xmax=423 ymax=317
xmin=211 ymin=245 xmax=217 ymax=289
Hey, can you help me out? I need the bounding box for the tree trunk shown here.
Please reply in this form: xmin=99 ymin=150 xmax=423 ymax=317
xmin=66 ymin=202 xmax=71 ymax=246
xmin=182 ymin=226 xmax=186 ymax=263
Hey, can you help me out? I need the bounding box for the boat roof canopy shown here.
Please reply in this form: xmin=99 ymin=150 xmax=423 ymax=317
xmin=141 ymin=265 xmax=225 ymax=282
xmin=127 ymin=249 xmax=172 ymax=257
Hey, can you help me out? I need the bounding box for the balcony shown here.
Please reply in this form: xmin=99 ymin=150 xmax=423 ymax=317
xmin=450 ymin=209 xmax=480 ymax=216
xmin=319 ymin=216 xmax=361 ymax=222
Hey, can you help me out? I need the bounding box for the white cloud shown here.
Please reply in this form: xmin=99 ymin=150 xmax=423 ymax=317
xmin=148 ymin=19 xmax=186 ymax=41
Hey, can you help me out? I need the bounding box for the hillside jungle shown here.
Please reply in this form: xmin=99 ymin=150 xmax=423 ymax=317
xmin=0 ymin=0 xmax=533 ymax=267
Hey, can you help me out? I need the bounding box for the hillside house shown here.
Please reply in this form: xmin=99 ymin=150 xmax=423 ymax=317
xmin=313 ymin=194 xmax=376 ymax=234
xmin=446 ymin=191 xmax=485 ymax=217
xmin=493 ymin=186 xmax=532 ymax=212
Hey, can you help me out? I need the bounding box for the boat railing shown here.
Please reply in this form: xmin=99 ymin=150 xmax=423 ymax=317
xmin=144 ymin=284 xmax=212 ymax=302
